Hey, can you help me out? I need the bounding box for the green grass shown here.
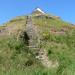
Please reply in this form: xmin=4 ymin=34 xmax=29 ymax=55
xmin=0 ymin=15 xmax=75 ymax=75
xmin=0 ymin=35 xmax=44 ymax=75
xmin=32 ymin=16 xmax=75 ymax=75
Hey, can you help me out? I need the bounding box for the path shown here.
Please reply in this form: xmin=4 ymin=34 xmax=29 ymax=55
xmin=25 ymin=16 xmax=59 ymax=68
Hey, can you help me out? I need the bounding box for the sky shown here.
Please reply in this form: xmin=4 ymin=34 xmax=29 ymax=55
xmin=0 ymin=0 xmax=75 ymax=25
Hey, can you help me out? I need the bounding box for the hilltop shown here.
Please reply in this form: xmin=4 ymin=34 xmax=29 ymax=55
xmin=0 ymin=8 xmax=75 ymax=75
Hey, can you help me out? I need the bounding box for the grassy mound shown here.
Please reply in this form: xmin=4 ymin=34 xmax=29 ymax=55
xmin=0 ymin=14 xmax=75 ymax=75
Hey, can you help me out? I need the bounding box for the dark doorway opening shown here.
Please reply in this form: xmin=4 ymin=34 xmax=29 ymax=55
xmin=22 ymin=32 xmax=30 ymax=46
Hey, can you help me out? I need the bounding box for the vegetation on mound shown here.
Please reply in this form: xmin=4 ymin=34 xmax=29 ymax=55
xmin=0 ymin=35 xmax=45 ymax=75
xmin=0 ymin=14 xmax=75 ymax=75
xmin=32 ymin=16 xmax=75 ymax=75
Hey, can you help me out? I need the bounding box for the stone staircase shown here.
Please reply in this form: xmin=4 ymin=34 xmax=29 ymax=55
xmin=25 ymin=16 xmax=59 ymax=68
xmin=25 ymin=16 xmax=40 ymax=49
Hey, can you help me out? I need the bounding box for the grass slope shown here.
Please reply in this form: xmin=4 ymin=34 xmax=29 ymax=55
xmin=32 ymin=16 xmax=75 ymax=75
xmin=0 ymin=14 xmax=75 ymax=75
